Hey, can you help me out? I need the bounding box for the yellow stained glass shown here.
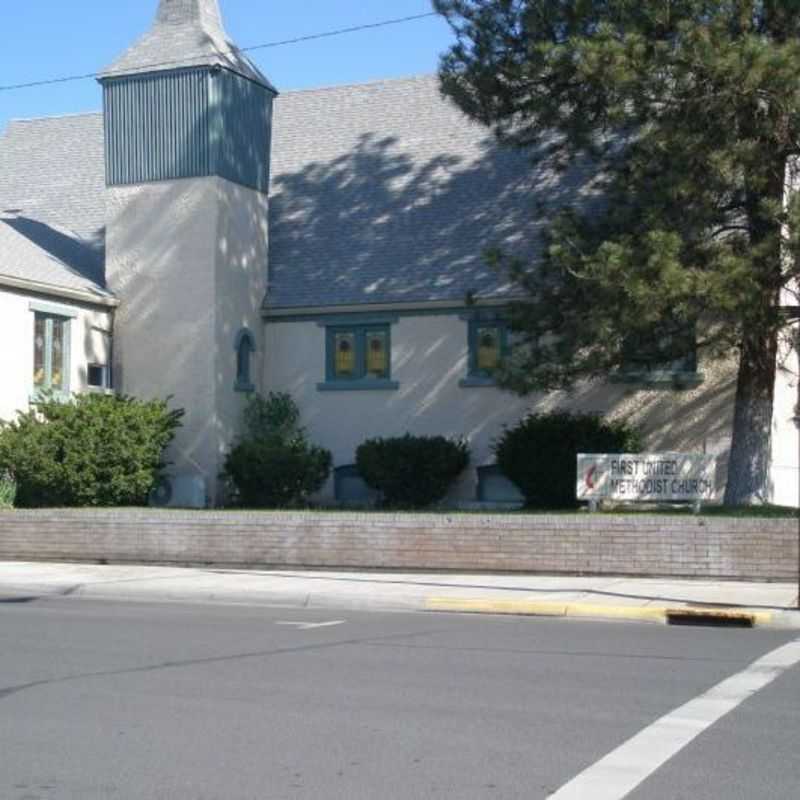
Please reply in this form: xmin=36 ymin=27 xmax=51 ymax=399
xmin=33 ymin=317 xmax=46 ymax=387
xmin=366 ymin=332 xmax=388 ymax=378
xmin=51 ymin=319 xmax=65 ymax=390
xmin=335 ymin=333 xmax=356 ymax=378
xmin=477 ymin=327 xmax=500 ymax=373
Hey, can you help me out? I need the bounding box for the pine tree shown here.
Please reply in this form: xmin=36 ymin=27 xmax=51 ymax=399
xmin=435 ymin=0 xmax=800 ymax=504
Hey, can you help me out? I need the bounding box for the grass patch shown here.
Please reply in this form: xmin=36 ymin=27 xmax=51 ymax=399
xmin=1 ymin=503 xmax=796 ymax=518
xmin=595 ymin=503 xmax=799 ymax=518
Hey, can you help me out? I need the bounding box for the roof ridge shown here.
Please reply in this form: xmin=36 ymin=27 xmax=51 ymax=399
xmin=4 ymin=110 xmax=103 ymax=125
xmin=278 ymin=73 xmax=437 ymax=98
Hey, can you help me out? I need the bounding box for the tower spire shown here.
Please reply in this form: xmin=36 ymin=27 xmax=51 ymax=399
xmin=100 ymin=0 xmax=273 ymax=89
xmin=155 ymin=0 xmax=223 ymax=28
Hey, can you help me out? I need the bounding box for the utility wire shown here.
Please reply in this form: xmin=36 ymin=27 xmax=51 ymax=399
xmin=0 ymin=11 xmax=440 ymax=93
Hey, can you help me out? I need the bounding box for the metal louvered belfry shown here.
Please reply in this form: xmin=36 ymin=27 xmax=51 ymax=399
xmin=98 ymin=0 xmax=276 ymax=192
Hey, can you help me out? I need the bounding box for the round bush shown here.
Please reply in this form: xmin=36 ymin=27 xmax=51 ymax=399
xmin=223 ymin=440 xmax=331 ymax=508
xmin=356 ymin=434 xmax=470 ymax=508
xmin=494 ymin=412 xmax=642 ymax=509
xmin=221 ymin=393 xmax=332 ymax=508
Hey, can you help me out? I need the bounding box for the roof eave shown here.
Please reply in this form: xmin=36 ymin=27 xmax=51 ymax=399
xmin=0 ymin=273 xmax=119 ymax=309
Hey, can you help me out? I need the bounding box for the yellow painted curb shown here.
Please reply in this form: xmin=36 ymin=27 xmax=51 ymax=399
xmin=425 ymin=598 xmax=570 ymax=617
xmin=565 ymin=603 xmax=667 ymax=622
xmin=424 ymin=597 xmax=774 ymax=626
xmin=425 ymin=597 xmax=665 ymax=622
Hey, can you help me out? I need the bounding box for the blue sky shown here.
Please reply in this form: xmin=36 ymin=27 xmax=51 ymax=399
xmin=0 ymin=0 xmax=453 ymax=132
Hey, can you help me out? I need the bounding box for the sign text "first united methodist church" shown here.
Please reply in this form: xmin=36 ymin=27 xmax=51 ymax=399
xmin=577 ymin=454 xmax=716 ymax=502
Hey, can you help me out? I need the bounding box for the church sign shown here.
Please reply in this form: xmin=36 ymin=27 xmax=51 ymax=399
xmin=577 ymin=453 xmax=716 ymax=502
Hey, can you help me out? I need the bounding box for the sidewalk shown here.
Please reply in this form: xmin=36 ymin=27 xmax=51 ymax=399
xmin=0 ymin=561 xmax=798 ymax=628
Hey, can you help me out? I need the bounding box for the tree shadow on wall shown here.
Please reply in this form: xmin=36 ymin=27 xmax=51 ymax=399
xmin=266 ymin=131 xmax=736 ymax=494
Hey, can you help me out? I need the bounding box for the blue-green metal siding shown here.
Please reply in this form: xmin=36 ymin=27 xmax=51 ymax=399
xmin=104 ymin=69 xmax=211 ymax=186
xmin=103 ymin=67 xmax=272 ymax=193
xmin=210 ymin=70 xmax=273 ymax=192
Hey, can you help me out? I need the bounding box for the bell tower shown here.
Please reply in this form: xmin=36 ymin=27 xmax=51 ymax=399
xmin=101 ymin=0 xmax=276 ymax=505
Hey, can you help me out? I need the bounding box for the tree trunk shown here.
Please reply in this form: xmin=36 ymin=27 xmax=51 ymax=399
xmin=724 ymin=330 xmax=779 ymax=505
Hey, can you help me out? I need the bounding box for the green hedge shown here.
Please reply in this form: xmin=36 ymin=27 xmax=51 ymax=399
xmin=356 ymin=434 xmax=470 ymax=508
xmin=0 ymin=393 xmax=183 ymax=508
xmin=495 ymin=411 xmax=642 ymax=509
xmin=0 ymin=471 xmax=16 ymax=509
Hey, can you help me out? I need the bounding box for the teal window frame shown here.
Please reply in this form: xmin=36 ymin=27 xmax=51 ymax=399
xmin=234 ymin=328 xmax=256 ymax=393
xmin=318 ymin=322 xmax=398 ymax=391
xmin=31 ymin=310 xmax=72 ymax=402
xmin=613 ymin=323 xmax=704 ymax=389
xmin=461 ymin=316 xmax=511 ymax=388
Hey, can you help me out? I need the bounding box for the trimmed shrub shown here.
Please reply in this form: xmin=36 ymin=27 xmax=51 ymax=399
xmin=356 ymin=434 xmax=470 ymax=508
xmin=494 ymin=411 xmax=642 ymax=509
xmin=0 ymin=471 xmax=16 ymax=509
xmin=222 ymin=393 xmax=331 ymax=508
xmin=0 ymin=393 xmax=183 ymax=508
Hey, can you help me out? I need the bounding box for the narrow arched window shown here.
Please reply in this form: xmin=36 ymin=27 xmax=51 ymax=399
xmin=234 ymin=328 xmax=256 ymax=392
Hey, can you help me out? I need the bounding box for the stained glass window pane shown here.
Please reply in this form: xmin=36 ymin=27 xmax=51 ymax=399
xmin=33 ymin=316 xmax=46 ymax=387
xmin=365 ymin=331 xmax=388 ymax=379
xmin=334 ymin=332 xmax=356 ymax=378
xmin=50 ymin=318 xmax=65 ymax=390
xmin=476 ymin=326 xmax=500 ymax=373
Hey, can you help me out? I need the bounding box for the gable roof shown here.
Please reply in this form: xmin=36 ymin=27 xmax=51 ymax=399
xmin=100 ymin=0 xmax=274 ymax=91
xmin=0 ymin=75 xmax=598 ymax=311
xmin=0 ymin=113 xmax=110 ymax=301
xmin=265 ymin=75 xmax=595 ymax=311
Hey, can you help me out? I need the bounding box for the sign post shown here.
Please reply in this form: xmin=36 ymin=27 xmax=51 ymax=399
xmin=577 ymin=453 xmax=716 ymax=505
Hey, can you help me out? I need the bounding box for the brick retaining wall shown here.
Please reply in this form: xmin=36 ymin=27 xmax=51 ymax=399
xmin=0 ymin=510 xmax=797 ymax=580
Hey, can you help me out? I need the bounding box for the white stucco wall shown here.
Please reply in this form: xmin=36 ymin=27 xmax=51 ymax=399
xmin=0 ymin=286 xmax=112 ymax=423
xmin=213 ymin=179 xmax=270 ymax=482
xmin=106 ymin=177 xmax=268 ymax=505
xmin=771 ymin=328 xmax=800 ymax=507
xmin=262 ymin=313 xmax=743 ymax=503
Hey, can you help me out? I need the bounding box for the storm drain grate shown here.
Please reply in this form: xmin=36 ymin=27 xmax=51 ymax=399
xmin=666 ymin=608 xmax=755 ymax=628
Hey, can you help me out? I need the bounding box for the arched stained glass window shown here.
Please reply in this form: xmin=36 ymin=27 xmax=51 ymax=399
xmin=234 ymin=328 xmax=256 ymax=393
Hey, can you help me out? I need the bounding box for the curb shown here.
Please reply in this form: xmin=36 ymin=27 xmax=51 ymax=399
xmin=2 ymin=581 xmax=798 ymax=629
xmin=424 ymin=597 xmax=783 ymax=627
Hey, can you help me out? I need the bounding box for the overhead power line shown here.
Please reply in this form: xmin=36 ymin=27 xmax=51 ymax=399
xmin=0 ymin=11 xmax=440 ymax=93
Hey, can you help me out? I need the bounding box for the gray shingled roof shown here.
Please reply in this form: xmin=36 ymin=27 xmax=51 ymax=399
xmin=0 ymin=220 xmax=109 ymax=298
xmin=0 ymin=74 xmax=597 ymax=309
xmin=266 ymin=75 xmax=596 ymax=310
xmin=0 ymin=113 xmax=108 ymax=296
xmin=100 ymin=0 xmax=274 ymax=91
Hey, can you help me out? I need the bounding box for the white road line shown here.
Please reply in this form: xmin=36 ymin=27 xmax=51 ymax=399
xmin=275 ymin=620 xmax=346 ymax=630
xmin=548 ymin=636 xmax=800 ymax=800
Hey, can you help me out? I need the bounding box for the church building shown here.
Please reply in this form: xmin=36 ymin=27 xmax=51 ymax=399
xmin=1 ymin=0 xmax=798 ymax=508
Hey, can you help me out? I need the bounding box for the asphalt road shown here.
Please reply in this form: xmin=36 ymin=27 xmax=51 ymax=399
xmin=0 ymin=598 xmax=798 ymax=800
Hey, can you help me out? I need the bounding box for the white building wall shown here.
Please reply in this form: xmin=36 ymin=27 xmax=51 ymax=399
xmin=771 ymin=330 xmax=800 ymax=507
xmin=106 ymin=177 xmax=269 ymax=505
xmin=0 ymin=286 xmax=112 ymax=423
xmin=106 ymin=179 xmax=219 ymax=502
xmin=262 ymin=313 xmax=741 ymax=503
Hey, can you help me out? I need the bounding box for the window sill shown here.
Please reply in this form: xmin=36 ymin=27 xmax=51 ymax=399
xmin=29 ymin=390 xmax=71 ymax=404
xmin=317 ymin=380 xmax=399 ymax=392
xmin=610 ymin=371 xmax=705 ymax=389
xmin=459 ymin=376 xmax=499 ymax=388
xmin=234 ymin=380 xmax=256 ymax=394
